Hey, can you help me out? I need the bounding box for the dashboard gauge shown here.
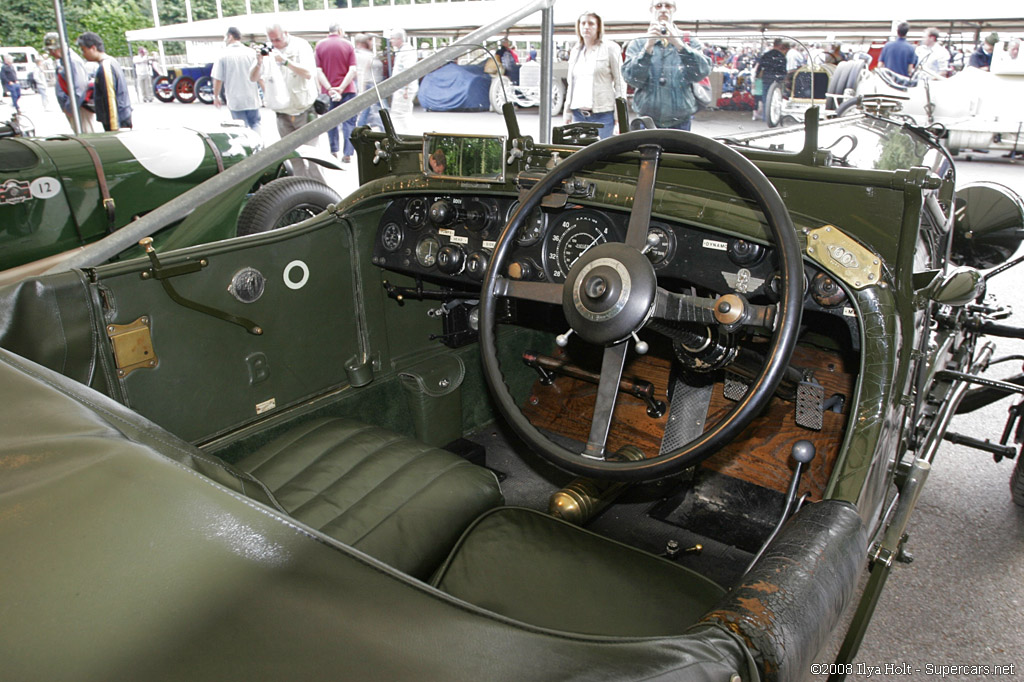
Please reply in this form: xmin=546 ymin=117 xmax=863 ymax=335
xmin=404 ymin=197 xmax=429 ymax=228
xmin=645 ymin=224 xmax=675 ymax=267
xmin=507 ymin=200 xmax=547 ymax=247
xmin=544 ymin=210 xmax=618 ymax=282
xmin=380 ymin=222 xmax=404 ymax=252
xmin=415 ymin=234 xmax=441 ymax=268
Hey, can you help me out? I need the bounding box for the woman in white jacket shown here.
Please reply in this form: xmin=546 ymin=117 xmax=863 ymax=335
xmin=563 ymin=12 xmax=626 ymax=139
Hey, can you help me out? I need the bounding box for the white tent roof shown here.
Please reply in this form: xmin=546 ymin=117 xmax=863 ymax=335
xmin=125 ymin=0 xmax=1024 ymax=44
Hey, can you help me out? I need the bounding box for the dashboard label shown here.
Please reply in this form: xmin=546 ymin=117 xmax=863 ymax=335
xmin=449 ymin=235 xmax=469 ymax=245
xmin=482 ymin=240 xmax=496 ymax=250
xmin=702 ymin=239 xmax=728 ymax=252
xmin=439 ymin=229 xmax=455 ymax=237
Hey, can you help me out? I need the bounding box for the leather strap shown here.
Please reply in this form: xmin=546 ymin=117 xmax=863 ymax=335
xmin=57 ymin=135 xmax=115 ymax=230
xmin=195 ymin=130 xmax=225 ymax=173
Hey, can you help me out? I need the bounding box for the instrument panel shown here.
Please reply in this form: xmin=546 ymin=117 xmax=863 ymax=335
xmin=371 ymin=194 xmax=854 ymax=323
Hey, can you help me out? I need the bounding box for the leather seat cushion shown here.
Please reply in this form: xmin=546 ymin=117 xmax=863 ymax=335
xmin=432 ymin=507 xmax=725 ymax=636
xmin=235 ymin=418 xmax=503 ymax=579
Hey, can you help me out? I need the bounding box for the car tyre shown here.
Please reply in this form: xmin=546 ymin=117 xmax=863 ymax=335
xmin=236 ymin=176 xmax=341 ymax=236
xmin=173 ymin=76 xmax=196 ymax=104
xmin=153 ymin=76 xmax=175 ymax=103
xmin=195 ymin=76 xmax=214 ymax=105
xmin=551 ymin=79 xmax=566 ymax=115
xmin=1012 ymin=453 xmax=1024 ymax=506
xmin=825 ymin=62 xmax=851 ymax=110
xmin=766 ymin=81 xmax=784 ymax=128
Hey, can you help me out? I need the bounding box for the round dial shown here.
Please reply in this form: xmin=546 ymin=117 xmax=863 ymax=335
xmin=645 ymin=224 xmax=675 ymax=266
xmin=507 ymin=200 xmax=547 ymax=247
xmin=404 ymin=197 xmax=429 ymax=228
xmin=415 ymin=234 xmax=441 ymax=268
xmin=380 ymin=222 xmax=403 ymax=252
xmin=544 ymin=210 xmax=618 ymax=282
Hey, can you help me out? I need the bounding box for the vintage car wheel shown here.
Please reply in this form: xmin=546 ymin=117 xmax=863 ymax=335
xmin=173 ymin=76 xmax=197 ymax=104
xmin=1012 ymin=455 xmax=1024 ymax=507
xmin=766 ymin=81 xmax=785 ymax=128
xmin=153 ymin=76 xmax=175 ymax=103
xmin=195 ymin=76 xmax=214 ymax=105
xmin=236 ymin=176 xmax=341 ymax=236
xmin=480 ymin=130 xmax=804 ymax=481
xmin=551 ymin=79 xmax=566 ymax=115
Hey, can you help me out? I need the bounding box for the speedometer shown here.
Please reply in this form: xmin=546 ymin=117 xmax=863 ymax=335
xmin=543 ymin=210 xmax=619 ymax=282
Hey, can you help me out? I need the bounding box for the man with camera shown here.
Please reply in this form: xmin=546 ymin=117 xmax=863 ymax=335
xmin=250 ymin=22 xmax=322 ymax=178
xmin=623 ymin=0 xmax=710 ymax=131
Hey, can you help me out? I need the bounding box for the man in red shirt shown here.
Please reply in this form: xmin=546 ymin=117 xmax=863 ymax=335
xmin=315 ymin=23 xmax=358 ymax=162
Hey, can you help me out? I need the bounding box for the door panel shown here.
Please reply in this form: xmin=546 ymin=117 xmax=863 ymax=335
xmin=97 ymin=224 xmax=361 ymax=443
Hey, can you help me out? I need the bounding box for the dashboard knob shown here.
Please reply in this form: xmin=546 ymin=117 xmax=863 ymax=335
xmin=465 ymin=251 xmax=489 ymax=281
xmin=437 ymin=245 xmax=466 ymax=275
xmin=429 ymin=199 xmax=455 ymax=225
xmin=507 ymin=259 xmax=534 ymax=280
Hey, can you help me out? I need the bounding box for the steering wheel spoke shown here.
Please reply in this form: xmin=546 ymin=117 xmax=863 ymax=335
xmin=652 ymin=289 xmax=777 ymax=331
xmin=624 ymin=145 xmax=663 ymax=250
xmin=582 ymin=342 xmax=630 ymax=460
xmin=492 ymin=276 xmax=563 ymax=305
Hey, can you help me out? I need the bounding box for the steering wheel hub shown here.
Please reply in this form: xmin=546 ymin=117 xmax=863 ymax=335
xmin=562 ymin=243 xmax=657 ymax=345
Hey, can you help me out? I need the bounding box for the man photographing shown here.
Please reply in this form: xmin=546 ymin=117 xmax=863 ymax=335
xmin=250 ymin=23 xmax=322 ymax=179
xmin=623 ymin=0 xmax=710 ymax=131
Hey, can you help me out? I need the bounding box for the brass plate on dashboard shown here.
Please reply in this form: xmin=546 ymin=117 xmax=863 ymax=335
xmin=805 ymin=225 xmax=882 ymax=289
xmin=106 ymin=316 xmax=158 ymax=377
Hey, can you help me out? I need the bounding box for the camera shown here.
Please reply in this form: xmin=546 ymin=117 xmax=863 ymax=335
xmin=659 ymin=25 xmax=668 ymax=35
xmin=253 ymin=42 xmax=273 ymax=56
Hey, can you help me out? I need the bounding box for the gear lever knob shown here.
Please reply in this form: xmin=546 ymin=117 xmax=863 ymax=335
xmin=791 ymin=440 xmax=816 ymax=464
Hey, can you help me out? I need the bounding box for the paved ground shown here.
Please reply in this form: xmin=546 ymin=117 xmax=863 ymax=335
xmin=10 ymin=89 xmax=1024 ymax=681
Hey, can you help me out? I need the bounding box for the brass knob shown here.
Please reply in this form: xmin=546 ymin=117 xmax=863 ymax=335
xmin=139 ymin=237 xmax=155 ymax=253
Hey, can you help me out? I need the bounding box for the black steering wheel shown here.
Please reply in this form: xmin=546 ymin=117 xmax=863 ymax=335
xmin=479 ymin=130 xmax=804 ymax=481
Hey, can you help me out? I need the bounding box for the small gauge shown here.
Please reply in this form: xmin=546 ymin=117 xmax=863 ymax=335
xmin=404 ymin=197 xmax=429 ymax=228
xmin=415 ymin=234 xmax=441 ymax=268
xmin=380 ymin=222 xmax=403 ymax=252
xmin=507 ymin=200 xmax=547 ymax=247
xmin=645 ymin=224 xmax=675 ymax=266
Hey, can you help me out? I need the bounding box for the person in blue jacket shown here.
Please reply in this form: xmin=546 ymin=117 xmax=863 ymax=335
xmin=622 ymin=0 xmax=710 ymax=131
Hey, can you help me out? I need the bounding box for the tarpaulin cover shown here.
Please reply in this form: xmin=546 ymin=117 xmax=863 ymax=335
xmin=419 ymin=62 xmax=491 ymax=112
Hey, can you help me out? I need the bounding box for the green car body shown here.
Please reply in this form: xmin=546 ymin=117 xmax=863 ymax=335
xmin=0 ymin=127 xmax=315 ymax=272
xmin=0 ymin=110 xmax=1021 ymax=681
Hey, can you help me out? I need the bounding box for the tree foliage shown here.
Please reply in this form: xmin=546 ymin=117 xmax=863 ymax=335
xmin=0 ymin=0 xmax=150 ymax=56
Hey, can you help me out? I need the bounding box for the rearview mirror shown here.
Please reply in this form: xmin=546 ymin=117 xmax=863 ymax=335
xmin=423 ymin=133 xmax=506 ymax=183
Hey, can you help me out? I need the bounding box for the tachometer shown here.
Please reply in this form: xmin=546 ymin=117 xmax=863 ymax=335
xmin=543 ymin=210 xmax=619 ymax=282
xmin=507 ymin=200 xmax=547 ymax=247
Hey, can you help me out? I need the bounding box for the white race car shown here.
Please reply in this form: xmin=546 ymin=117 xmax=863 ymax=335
xmin=843 ymin=45 xmax=1024 ymax=156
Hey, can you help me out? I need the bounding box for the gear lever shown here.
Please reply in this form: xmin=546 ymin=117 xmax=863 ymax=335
xmin=744 ymin=440 xmax=816 ymax=574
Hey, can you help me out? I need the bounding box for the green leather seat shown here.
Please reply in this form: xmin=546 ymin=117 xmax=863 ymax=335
xmin=432 ymin=507 xmax=725 ymax=637
xmin=234 ymin=418 xmax=504 ymax=579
